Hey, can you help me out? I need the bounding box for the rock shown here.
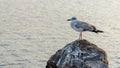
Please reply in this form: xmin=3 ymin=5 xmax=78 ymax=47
xmin=46 ymin=40 xmax=108 ymax=68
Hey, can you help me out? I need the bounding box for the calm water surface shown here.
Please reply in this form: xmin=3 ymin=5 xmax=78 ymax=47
xmin=0 ymin=0 xmax=120 ymax=68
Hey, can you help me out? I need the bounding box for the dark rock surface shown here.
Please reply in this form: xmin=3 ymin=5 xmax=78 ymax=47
xmin=46 ymin=40 xmax=108 ymax=68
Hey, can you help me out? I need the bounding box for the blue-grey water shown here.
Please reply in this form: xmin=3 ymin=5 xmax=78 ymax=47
xmin=0 ymin=0 xmax=120 ymax=68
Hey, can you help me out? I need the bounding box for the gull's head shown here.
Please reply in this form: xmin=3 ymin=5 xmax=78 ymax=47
xmin=67 ymin=17 xmax=77 ymax=21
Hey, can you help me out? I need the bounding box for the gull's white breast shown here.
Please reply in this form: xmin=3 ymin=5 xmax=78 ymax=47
xmin=71 ymin=21 xmax=84 ymax=32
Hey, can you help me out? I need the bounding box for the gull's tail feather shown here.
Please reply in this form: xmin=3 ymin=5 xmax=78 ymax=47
xmin=91 ymin=25 xmax=104 ymax=33
xmin=92 ymin=30 xmax=104 ymax=33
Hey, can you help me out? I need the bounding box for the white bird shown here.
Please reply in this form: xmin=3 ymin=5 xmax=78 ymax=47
xmin=67 ymin=17 xmax=103 ymax=40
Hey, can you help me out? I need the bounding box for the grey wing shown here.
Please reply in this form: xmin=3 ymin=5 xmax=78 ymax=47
xmin=76 ymin=21 xmax=94 ymax=31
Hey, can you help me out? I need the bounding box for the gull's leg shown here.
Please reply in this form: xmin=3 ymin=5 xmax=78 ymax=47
xmin=79 ymin=32 xmax=82 ymax=40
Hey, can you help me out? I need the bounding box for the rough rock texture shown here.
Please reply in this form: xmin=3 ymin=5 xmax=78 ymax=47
xmin=46 ymin=40 xmax=108 ymax=68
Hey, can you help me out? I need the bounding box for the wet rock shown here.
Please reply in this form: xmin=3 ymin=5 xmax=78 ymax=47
xmin=46 ymin=39 xmax=108 ymax=68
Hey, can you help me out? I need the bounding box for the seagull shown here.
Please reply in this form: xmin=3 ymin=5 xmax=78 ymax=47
xmin=67 ymin=17 xmax=103 ymax=40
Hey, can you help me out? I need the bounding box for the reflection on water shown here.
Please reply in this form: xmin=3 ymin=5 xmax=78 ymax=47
xmin=0 ymin=0 xmax=120 ymax=68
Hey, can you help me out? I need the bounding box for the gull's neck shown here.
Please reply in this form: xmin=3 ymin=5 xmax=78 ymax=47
xmin=71 ymin=20 xmax=78 ymax=26
xmin=71 ymin=20 xmax=77 ymax=23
